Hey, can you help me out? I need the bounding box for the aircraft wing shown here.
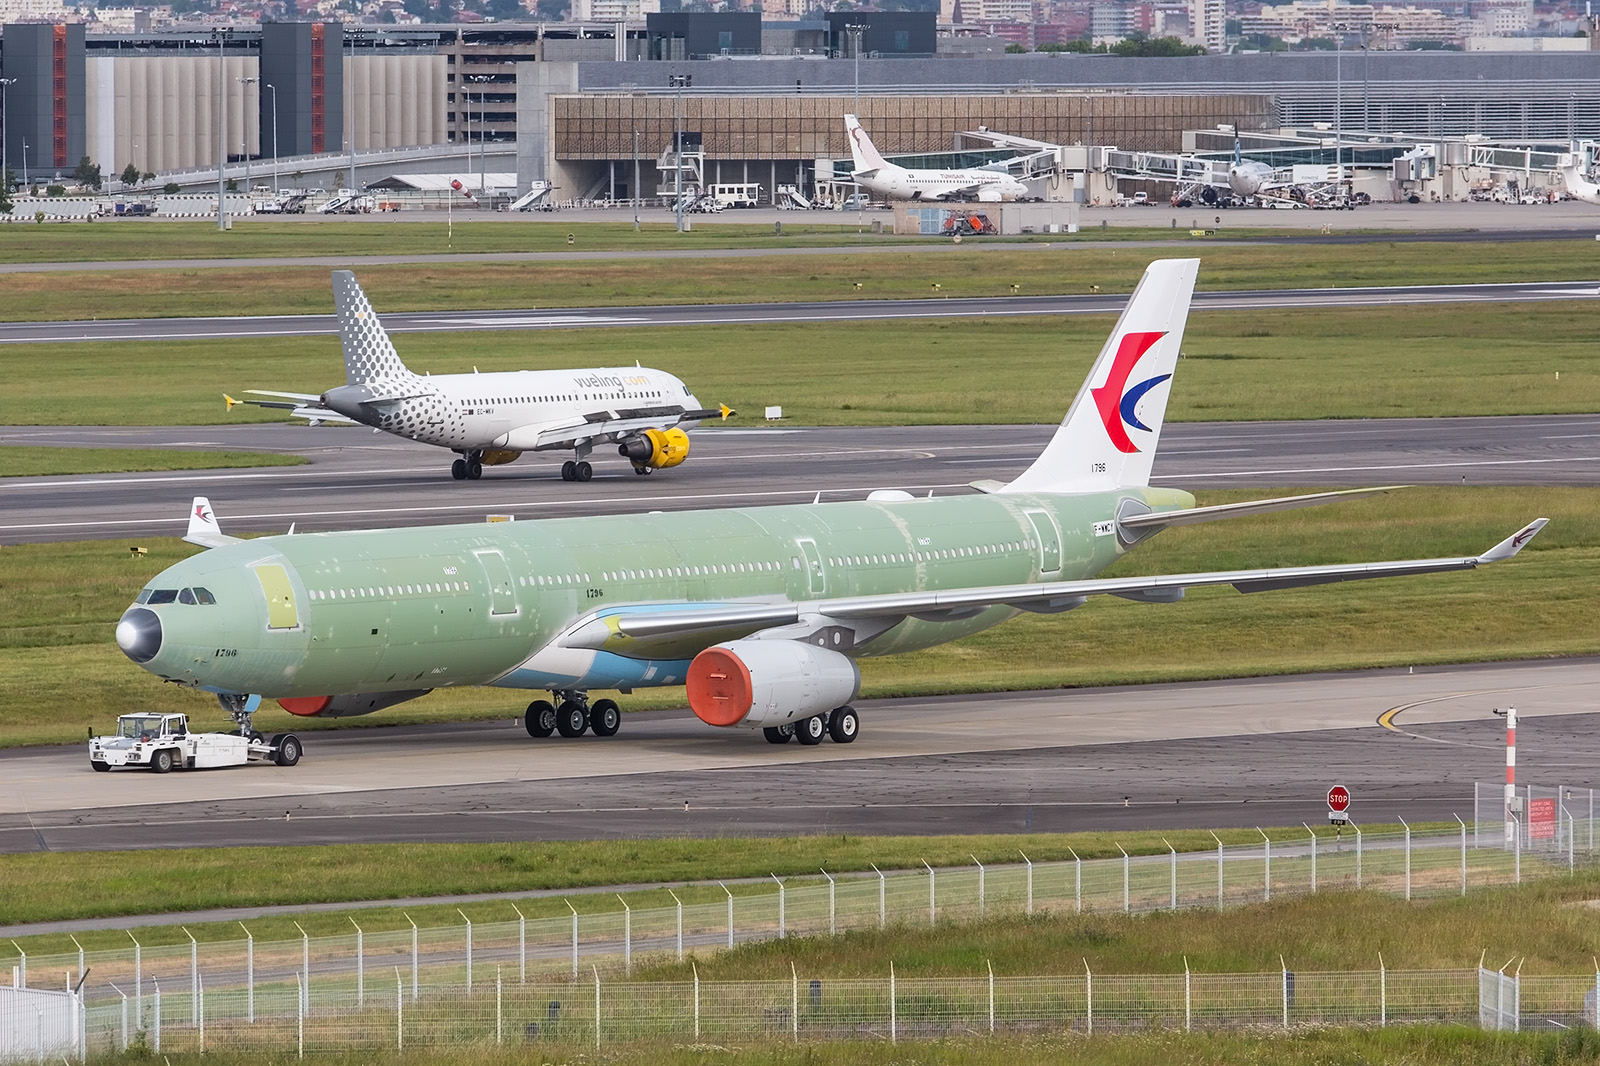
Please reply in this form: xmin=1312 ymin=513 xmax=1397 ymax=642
xmin=561 ymin=519 xmax=1547 ymax=652
xmin=532 ymin=404 xmax=733 ymax=450
xmin=225 ymin=391 xmax=359 ymax=426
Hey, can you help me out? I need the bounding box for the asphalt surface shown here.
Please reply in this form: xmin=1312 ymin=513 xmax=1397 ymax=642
xmin=4 ymin=280 xmax=1597 ymax=344
xmin=2 ymin=415 xmax=1594 ymax=545
xmin=3 ymin=659 xmax=1595 ymax=854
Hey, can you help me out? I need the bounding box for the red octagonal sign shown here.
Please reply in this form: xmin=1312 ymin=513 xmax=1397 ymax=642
xmin=1327 ymin=785 xmax=1352 ymax=813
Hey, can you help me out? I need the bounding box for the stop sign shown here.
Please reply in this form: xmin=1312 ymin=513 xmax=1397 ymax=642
xmin=1327 ymin=785 xmax=1351 ymax=813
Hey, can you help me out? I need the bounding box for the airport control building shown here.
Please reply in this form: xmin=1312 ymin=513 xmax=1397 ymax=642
xmin=4 ymin=16 xmax=1600 ymax=202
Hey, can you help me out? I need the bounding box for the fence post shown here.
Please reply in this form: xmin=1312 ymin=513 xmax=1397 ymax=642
xmin=1514 ymin=815 xmax=1522 ymax=883
xmin=69 ymin=935 xmax=83 ymax=992
xmin=350 ymin=917 xmax=365 ymax=1008
xmin=773 ymin=874 xmax=786 ymax=939
xmin=152 ymin=979 xmax=161 ymax=1053
xmin=294 ymin=974 xmax=301 ymax=1059
xmin=617 ymin=896 xmax=632 ymax=975
xmin=197 ymin=971 xmax=205 ymax=1054
xmin=1456 ymin=815 xmax=1467 ymax=895
xmin=821 ymin=872 xmax=836 ymax=937
xmin=1474 ymin=780 xmax=1480 ymax=849
xmin=1378 ymin=953 xmax=1386 ymax=1027
xmin=1183 ymin=957 xmax=1191 ymax=1032
xmin=240 ymin=922 xmax=254 ymax=1024
xmin=924 ymin=862 xmax=937 ymax=925
xmin=1070 ymin=847 xmax=1082 ymax=914
xmin=973 ymin=855 xmax=986 ymax=919
xmin=669 ymin=890 xmax=684 ymax=961
xmin=113 ymin=984 xmax=127 ymax=1052
xmin=1399 ymin=818 xmax=1412 ymax=900
xmin=1211 ymin=832 xmax=1224 ymax=910
xmin=723 ymin=883 xmax=735 ymax=949
xmin=791 ymin=961 xmax=799 ymax=1042
xmin=1165 ymin=839 xmax=1177 ymax=910
xmin=567 ymin=901 xmax=580 ymax=978
xmin=693 ymin=963 xmax=701 ymax=1041
xmin=129 ymin=931 xmax=140 ymax=1006
xmin=10 ymin=943 xmax=22 ymax=989
xmin=183 ymin=927 xmax=198 ymax=1026
xmin=294 ymin=922 xmax=309 ymax=1017
xmin=1567 ymin=809 xmax=1576 ymax=872
xmin=496 ymin=967 xmax=503 ymax=1046
xmin=1020 ymin=852 xmax=1033 ymax=915
xmin=1258 ymin=829 xmax=1271 ymax=901
xmin=593 ymin=967 xmax=601 ymax=1051
xmin=1353 ymin=822 xmax=1362 ymax=889
xmin=396 ymin=971 xmax=403 ymax=1051
xmin=458 ymin=909 xmax=474 ymax=992
xmin=889 ymin=962 xmax=897 ymax=1045
xmin=1303 ymin=824 xmax=1317 ymax=893
xmin=513 ymin=904 xmax=526 ymax=984
xmin=1118 ymin=845 xmax=1130 ymax=913
xmin=1084 ymin=959 xmax=1092 ymax=1036
xmin=987 ymin=959 xmax=995 ymax=1034
xmin=405 ymin=914 xmax=418 ymax=1004
xmin=872 ymin=865 xmax=885 ymax=930
xmin=1280 ymin=956 xmax=1289 ymax=1030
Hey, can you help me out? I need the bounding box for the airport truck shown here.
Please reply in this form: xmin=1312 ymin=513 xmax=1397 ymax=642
xmin=89 ymin=713 xmax=301 ymax=773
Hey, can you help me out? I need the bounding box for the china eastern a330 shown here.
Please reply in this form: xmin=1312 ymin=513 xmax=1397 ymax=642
xmin=121 ymin=259 xmax=1545 ymax=747
xmin=226 ymin=271 xmax=732 ymax=483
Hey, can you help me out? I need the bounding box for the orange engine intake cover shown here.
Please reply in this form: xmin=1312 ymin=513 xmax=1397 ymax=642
xmin=278 ymin=696 xmax=333 ymax=716
xmin=686 ymin=646 xmax=754 ymax=726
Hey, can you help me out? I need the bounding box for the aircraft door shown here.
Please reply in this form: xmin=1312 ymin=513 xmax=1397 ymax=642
xmin=1025 ymin=510 xmax=1062 ymax=576
xmin=473 ymin=549 xmax=519 ymax=616
xmin=796 ymin=538 xmax=826 ymax=597
xmin=254 ymin=564 xmax=301 ymax=630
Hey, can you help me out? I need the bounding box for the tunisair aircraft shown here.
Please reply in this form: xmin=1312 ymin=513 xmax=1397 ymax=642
xmin=117 ymin=259 xmax=1546 ymax=747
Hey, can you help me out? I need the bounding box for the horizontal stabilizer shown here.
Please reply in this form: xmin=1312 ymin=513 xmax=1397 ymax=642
xmin=183 ymin=496 xmax=239 ymax=549
xmin=1120 ymin=486 xmax=1407 ymax=530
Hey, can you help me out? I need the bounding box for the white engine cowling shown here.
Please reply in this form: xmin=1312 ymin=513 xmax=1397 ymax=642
xmin=687 ymin=640 xmax=860 ymax=729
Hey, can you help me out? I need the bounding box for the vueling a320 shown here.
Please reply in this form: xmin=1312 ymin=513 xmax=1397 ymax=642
xmin=226 ymin=271 xmax=732 ymax=483
xmin=121 ymin=259 xmax=1545 ymax=748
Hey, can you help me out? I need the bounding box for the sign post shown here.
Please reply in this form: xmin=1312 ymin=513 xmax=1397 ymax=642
xmin=1327 ymin=785 xmax=1351 ymax=824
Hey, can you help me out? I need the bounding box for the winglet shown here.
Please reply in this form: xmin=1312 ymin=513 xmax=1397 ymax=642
xmin=183 ymin=496 xmax=240 ymax=549
xmin=720 ymin=403 xmax=735 ymax=420
xmin=1477 ymin=518 xmax=1548 ymax=564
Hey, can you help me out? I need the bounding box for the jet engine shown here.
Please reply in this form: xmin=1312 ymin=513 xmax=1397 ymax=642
xmin=481 ymin=450 xmax=522 ymax=467
xmin=686 ymin=640 xmax=860 ymax=729
xmin=619 ymin=427 xmax=690 ymax=471
xmin=277 ymin=690 xmax=433 ymax=718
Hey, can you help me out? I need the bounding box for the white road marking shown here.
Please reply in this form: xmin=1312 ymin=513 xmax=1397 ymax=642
xmin=1152 ymin=454 xmax=1600 ymax=480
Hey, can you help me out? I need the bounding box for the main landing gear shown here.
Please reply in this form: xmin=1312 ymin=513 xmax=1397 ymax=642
xmin=763 ymin=706 xmax=859 ymax=746
xmin=451 ymin=452 xmax=484 ymax=481
xmin=524 ymin=691 xmax=620 ymax=739
xmin=559 ymin=460 xmax=593 ymax=482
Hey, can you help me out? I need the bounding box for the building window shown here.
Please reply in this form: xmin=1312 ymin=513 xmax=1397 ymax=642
xmin=895 ymin=30 xmax=910 ymax=51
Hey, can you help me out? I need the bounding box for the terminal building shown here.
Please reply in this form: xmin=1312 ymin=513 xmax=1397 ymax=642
xmin=3 ymin=16 xmax=1600 ymax=204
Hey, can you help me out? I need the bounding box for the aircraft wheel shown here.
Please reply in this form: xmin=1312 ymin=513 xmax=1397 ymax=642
xmin=524 ymin=700 xmax=557 ymax=738
xmin=795 ymin=715 xmax=826 ymax=746
xmin=634 ymin=466 xmax=652 ymax=476
xmin=763 ymin=725 xmax=794 ymax=745
xmin=555 ymin=700 xmax=589 ymax=738
xmin=451 ymin=459 xmax=468 ymax=480
xmin=90 ymin=759 xmax=111 ymax=772
xmin=274 ymin=734 xmax=302 ymax=767
xmin=466 ymin=460 xmax=483 ymax=480
xmin=590 ymin=699 xmax=621 ymax=737
xmin=575 ymin=461 xmax=593 ymax=482
xmin=828 ymin=707 xmax=859 ymax=744
xmin=561 ymin=461 xmax=577 ymax=482
xmin=150 ymin=748 xmax=175 ymax=774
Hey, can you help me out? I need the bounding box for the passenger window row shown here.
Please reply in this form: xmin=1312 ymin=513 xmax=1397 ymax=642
xmin=828 ymin=541 xmax=1035 ymax=568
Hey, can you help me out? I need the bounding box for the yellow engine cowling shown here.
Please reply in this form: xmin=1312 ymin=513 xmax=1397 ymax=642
xmin=619 ymin=427 xmax=691 ymax=470
xmin=480 ymin=450 xmax=522 ymax=467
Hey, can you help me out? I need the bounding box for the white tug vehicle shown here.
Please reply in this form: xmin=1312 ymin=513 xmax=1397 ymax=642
xmin=89 ymin=712 xmax=302 ymax=773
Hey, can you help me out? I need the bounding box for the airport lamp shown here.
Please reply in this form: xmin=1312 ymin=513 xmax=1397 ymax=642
xmin=238 ymin=76 xmax=259 ymax=202
xmin=0 ymin=78 xmax=15 ymax=192
xmin=670 ymin=73 xmax=691 ymax=232
xmin=213 ymin=28 xmax=232 ymax=230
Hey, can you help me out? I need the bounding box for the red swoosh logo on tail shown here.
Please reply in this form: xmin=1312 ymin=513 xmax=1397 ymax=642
xmin=1090 ymin=331 xmax=1165 ymax=454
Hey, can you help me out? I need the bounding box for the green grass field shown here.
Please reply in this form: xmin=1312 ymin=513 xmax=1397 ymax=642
xmin=3 ymin=302 xmax=1596 ymax=427
xmin=1 ymin=486 xmax=1590 ymax=749
xmin=0 ymin=446 xmax=304 ymax=477
xmin=3 ymin=238 xmax=1599 ymax=322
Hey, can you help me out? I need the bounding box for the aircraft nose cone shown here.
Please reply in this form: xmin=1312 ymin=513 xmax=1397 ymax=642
xmin=116 ymin=607 xmax=163 ymax=664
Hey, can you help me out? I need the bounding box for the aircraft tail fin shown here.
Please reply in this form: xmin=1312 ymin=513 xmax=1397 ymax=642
xmin=844 ymin=114 xmax=889 ymax=175
xmin=184 ymin=496 xmax=240 ymax=549
xmin=1001 ymin=258 xmax=1199 ymax=496
xmin=331 ymin=271 xmax=418 ymax=387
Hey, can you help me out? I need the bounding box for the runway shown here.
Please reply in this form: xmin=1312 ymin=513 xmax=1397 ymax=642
xmin=2 ymin=414 xmax=1596 ymax=545
xmin=2 ymin=658 xmax=1595 ymax=853
xmin=3 ymin=279 xmax=1597 ymax=344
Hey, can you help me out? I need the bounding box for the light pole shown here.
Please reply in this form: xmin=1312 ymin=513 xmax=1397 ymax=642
xmin=266 ymin=83 xmax=279 ymax=193
xmin=212 ymin=28 xmax=230 ymax=231
xmin=670 ymin=73 xmax=690 ymax=232
xmin=238 ymin=75 xmax=258 ymax=205
xmin=846 ymin=24 xmax=867 ymax=224
xmin=470 ymin=73 xmax=493 ymax=206
xmin=0 ymin=78 xmax=15 ymax=191
xmin=21 ymin=139 xmax=28 ymax=191
xmin=346 ymin=26 xmax=361 ymax=193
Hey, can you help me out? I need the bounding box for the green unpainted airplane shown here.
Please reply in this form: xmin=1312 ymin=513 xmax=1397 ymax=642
xmin=116 ymin=258 xmax=1546 ymax=748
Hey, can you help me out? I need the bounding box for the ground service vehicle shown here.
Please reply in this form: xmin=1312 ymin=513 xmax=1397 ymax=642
xmin=89 ymin=713 xmax=302 ymax=773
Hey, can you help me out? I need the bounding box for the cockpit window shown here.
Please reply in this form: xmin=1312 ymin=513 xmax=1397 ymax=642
xmin=178 ymin=588 xmax=195 ymax=605
xmin=142 ymin=589 xmax=178 ymax=605
xmin=193 ymin=588 xmax=216 ymax=605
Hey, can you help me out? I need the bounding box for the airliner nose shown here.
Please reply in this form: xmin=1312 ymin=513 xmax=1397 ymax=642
xmin=116 ymin=607 xmax=163 ymax=664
